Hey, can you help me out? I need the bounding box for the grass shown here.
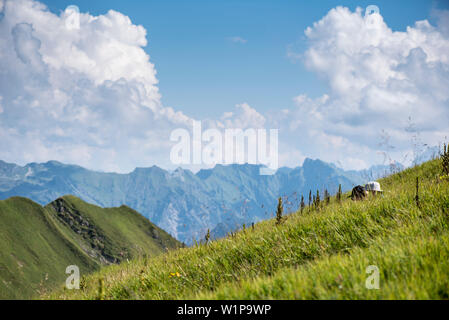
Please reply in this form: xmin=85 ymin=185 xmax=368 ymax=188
xmin=0 ymin=196 xmax=181 ymax=299
xmin=0 ymin=197 xmax=97 ymax=299
xmin=48 ymin=158 xmax=449 ymax=299
xmin=45 ymin=196 xmax=181 ymax=264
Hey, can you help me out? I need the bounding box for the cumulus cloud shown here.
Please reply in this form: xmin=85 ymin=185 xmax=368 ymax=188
xmin=1 ymin=1 xmax=448 ymax=173
xmin=0 ymin=0 xmax=192 ymax=172
xmin=219 ymin=103 xmax=266 ymax=129
xmin=274 ymin=6 xmax=449 ymax=169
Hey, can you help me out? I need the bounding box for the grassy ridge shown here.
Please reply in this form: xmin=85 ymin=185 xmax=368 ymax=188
xmin=49 ymin=159 xmax=449 ymax=299
xmin=0 ymin=197 xmax=97 ymax=299
xmin=45 ymin=196 xmax=181 ymax=264
xmin=0 ymin=196 xmax=181 ymax=299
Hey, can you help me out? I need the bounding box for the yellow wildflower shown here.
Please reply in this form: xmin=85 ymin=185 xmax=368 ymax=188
xmin=169 ymin=272 xmax=181 ymax=278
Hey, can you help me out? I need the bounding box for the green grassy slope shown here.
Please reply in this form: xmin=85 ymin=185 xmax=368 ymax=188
xmin=45 ymin=196 xmax=181 ymax=265
xmin=48 ymin=159 xmax=449 ymax=300
xmin=0 ymin=196 xmax=181 ymax=299
xmin=0 ymin=197 xmax=97 ymax=299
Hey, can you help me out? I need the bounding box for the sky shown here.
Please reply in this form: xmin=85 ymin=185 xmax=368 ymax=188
xmin=0 ymin=0 xmax=448 ymax=173
xmin=40 ymin=0 xmax=448 ymax=119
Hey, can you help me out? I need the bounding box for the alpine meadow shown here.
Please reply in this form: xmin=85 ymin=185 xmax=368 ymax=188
xmin=1 ymin=0 xmax=449 ymax=308
xmin=47 ymin=156 xmax=449 ymax=300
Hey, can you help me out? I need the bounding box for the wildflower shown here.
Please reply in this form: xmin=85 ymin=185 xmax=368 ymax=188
xmin=169 ymin=272 xmax=181 ymax=278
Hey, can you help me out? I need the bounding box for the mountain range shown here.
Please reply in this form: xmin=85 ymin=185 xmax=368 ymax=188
xmin=0 ymin=158 xmax=398 ymax=244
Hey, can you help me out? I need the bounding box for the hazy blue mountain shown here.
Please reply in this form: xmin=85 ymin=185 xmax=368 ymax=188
xmin=413 ymin=146 xmax=440 ymax=166
xmin=0 ymin=159 xmax=392 ymax=244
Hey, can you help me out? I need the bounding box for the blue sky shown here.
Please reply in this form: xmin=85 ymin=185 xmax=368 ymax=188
xmin=40 ymin=0 xmax=448 ymax=119
xmin=1 ymin=0 xmax=449 ymax=172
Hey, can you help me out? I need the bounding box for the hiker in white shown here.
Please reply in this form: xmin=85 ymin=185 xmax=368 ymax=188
xmin=365 ymin=181 xmax=383 ymax=196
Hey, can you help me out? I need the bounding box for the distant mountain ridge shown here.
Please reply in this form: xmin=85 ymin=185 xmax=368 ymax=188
xmin=0 ymin=159 xmax=398 ymax=243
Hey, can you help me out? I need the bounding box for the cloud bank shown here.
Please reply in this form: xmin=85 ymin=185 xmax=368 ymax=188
xmin=276 ymin=6 xmax=449 ymax=169
xmin=0 ymin=1 xmax=448 ymax=172
xmin=0 ymin=0 xmax=190 ymax=172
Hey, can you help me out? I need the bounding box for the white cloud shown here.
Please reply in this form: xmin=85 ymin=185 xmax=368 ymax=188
xmin=228 ymin=36 xmax=247 ymax=44
xmin=219 ymin=103 xmax=266 ymax=129
xmin=0 ymin=0 xmax=193 ymax=172
xmin=272 ymin=6 xmax=449 ymax=169
xmin=1 ymin=2 xmax=448 ymax=173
